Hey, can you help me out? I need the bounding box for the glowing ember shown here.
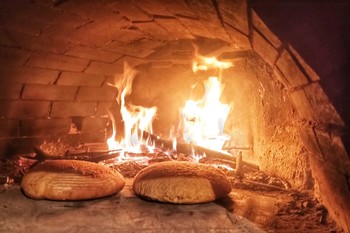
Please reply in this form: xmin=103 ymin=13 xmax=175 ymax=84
xmin=107 ymin=64 xmax=157 ymax=153
xmin=181 ymin=56 xmax=232 ymax=151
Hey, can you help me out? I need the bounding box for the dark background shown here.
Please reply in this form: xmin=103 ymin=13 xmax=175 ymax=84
xmin=249 ymin=0 xmax=350 ymax=153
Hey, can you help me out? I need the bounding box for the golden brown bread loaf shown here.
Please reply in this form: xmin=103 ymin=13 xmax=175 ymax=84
xmin=21 ymin=160 xmax=125 ymax=200
xmin=132 ymin=161 xmax=232 ymax=204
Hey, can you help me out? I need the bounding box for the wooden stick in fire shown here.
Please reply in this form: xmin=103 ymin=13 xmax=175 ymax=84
xmin=33 ymin=146 xmax=122 ymax=162
xmin=140 ymin=131 xmax=259 ymax=171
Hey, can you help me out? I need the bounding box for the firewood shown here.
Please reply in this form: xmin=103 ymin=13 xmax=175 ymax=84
xmin=235 ymin=152 xmax=243 ymax=176
xmin=141 ymin=131 xmax=259 ymax=171
xmin=33 ymin=146 xmax=121 ymax=162
xmin=241 ymin=180 xmax=287 ymax=191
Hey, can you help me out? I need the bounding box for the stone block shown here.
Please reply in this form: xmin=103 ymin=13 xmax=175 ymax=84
xmin=106 ymin=40 xmax=155 ymax=58
xmin=57 ymin=72 xmax=106 ymax=87
xmin=77 ymin=13 xmax=129 ymax=41
xmin=1 ymin=14 xmax=49 ymax=36
xmin=131 ymin=39 xmax=164 ymax=50
xmin=0 ymin=131 xmax=106 ymax=157
xmin=161 ymin=0 xmax=196 ymax=18
xmin=20 ymin=118 xmax=72 ymax=137
xmin=41 ymin=24 xmax=76 ymax=40
xmin=154 ymin=18 xmax=193 ymax=39
xmin=307 ymin=140 xmax=350 ymax=233
xmin=144 ymin=40 xmax=193 ymax=61
xmin=0 ymin=82 xmax=22 ymax=100
xmin=42 ymin=24 xmax=110 ymax=48
xmin=66 ymin=46 xmax=123 ymax=63
xmin=22 ymin=84 xmax=78 ymax=101
xmin=224 ymin=23 xmax=251 ymax=50
xmin=185 ymin=0 xmax=232 ymax=42
xmin=177 ymin=17 xmax=215 ymax=39
xmin=289 ymin=89 xmax=315 ymax=121
xmin=218 ymin=50 xmax=251 ymax=60
xmin=95 ymin=102 xmax=117 ymax=117
xmin=0 ymin=65 xmax=59 ymax=84
xmin=273 ymin=68 xmax=290 ymax=90
xmin=113 ymin=29 xmax=147 ymax=43
xmin=134 ymin=21 xmax=172 ymax=40
xmin=75 ymin=33 xmax=114 ymax=48
xmin=276 ymin=50 xmax=309 ymax=88
xmin=0 ymin=119 xmax=19 ymax=137
xmin=0 ymin=100 xmax=50 ymax=118
xmin=107 ymin=0 xmax=152 ymax=22
xmin=77 ymin=86 xmax=117 ymax=101
xmin=133 ymin=0 xmax=173 ymax=17
xmin=304 ymin=82 xmax=344 ymax=126
xmin=0 ymin=47 xmax=31 ymax=66
xmin=314 ymin=128 xmax=348 ymax=170
xmin=217 ymin=0 xmax=249 ymax=35
xmin=26 ymin=53 xmax=90 ymax=72
xmin=117 ymin=56 xmax=144 ymax=69
xmin=51 ymin=11 xmax=89 ymax=29
xmin=207 ymin=23 xmax=232 ymax=44
xmin=251 ymin=10 xmax=282 ymax=49
xmin=51 ymin=102 xmax=97 ymax=117
xmin=0 ymin=30 xmax=69 ymax=54
xmin=252 ymin=30 xmax=279 ymax=66
xmin=58 ymin=0 xmax=105 ymax=20
xmin=85 ymin=61 xmax=124 ymax=76
xmin=288 ymin=45 xmax=320 ymax=82
xmin=2 ymin=1 xmax=60 ymax=23
xmin=297 ymin=126 xmax=322 ymax=159
xmin=185 ymin=0 xmax=218 ymax=24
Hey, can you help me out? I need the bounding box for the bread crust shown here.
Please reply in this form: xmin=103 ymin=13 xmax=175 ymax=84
xmin=21 ymin=160 xmax=125 ymax=200
xmin=133 ymin=161 xmax=231 ymax=204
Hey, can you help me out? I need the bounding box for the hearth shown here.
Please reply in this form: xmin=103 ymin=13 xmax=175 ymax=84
xmin=0 ymin=0 xmax=349 ymax=232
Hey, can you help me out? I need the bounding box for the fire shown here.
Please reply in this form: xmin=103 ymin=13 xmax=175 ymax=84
xmin=107 ymin=64 xmax=157 ymax=153
xmin=181 ymin=56 xmax=232 ymax=151
xmin=192 ymin=56 xmax=233 ymax=72
xmin=107 ymin=55 xmax=232 ymax=159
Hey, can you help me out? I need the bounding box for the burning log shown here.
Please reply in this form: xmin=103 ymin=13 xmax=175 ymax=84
xmin=233 ymin=179 xmax=288 ymax=191
xmin=33 ymin=146 xmax=121 ymax=163
xmin=31 ymin=130 xmax=258 ymax=173
xmin=141 ymin=131 xmax=259 ymax=171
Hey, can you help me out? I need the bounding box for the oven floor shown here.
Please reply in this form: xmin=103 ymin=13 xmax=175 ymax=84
xmin=0 ymin=179 xmax=264 ymax=233
xmin=0 ymin=178 xmax=340 ymax=233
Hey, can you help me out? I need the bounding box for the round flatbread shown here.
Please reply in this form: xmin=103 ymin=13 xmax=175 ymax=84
xmin=132 ymin=161 xmax=231 ymax=204
xmin=21 ymin=160 xmax=125 ymax=200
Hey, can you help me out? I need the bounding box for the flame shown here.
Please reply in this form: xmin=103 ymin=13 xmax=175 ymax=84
xmin=181 ymin=56 xmax=232 ymax=151
xmin=192 ymin=56 xmax=233 ymax=72
xmin=106 ymin=55 xmax=232 ymax=165
xmin=107 ymin=64 xmax=157 ymax=153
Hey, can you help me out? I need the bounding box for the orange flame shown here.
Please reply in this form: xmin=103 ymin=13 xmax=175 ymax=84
xmin=181 ymin=56 xmax=232 ymax=151
xmin=107 ymin=64 xmax=157 ymax=153
xmin=107 ymin=55 xmax=232 ymax=161
xmin=192 ymin=56 xmax=233 ymax=72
